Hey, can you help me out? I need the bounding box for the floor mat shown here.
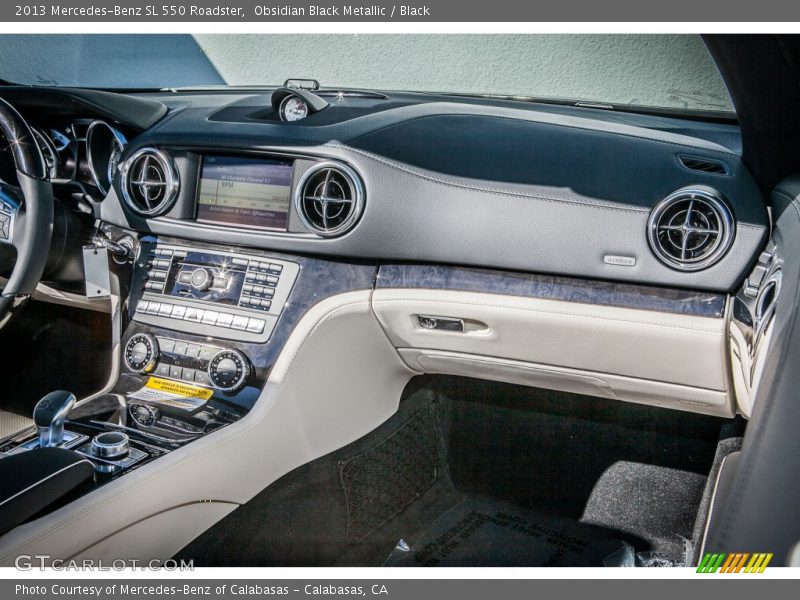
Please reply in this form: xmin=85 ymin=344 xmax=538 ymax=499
xmin=581 ymin=461 xmax=705 ymax=558
xmin=383 ymin=497 xmax=636 ymax=567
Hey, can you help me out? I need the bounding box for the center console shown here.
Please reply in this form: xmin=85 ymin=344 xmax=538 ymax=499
xmin=0 ymin=236 xmax=303 ymax=488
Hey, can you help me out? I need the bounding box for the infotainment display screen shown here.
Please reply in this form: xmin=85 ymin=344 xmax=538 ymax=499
xmin=196 ymin=155 xmax=294 ymax=230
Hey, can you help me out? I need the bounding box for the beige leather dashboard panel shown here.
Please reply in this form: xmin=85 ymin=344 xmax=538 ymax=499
xmin=373 ymin=288 xmax=733 ymax=416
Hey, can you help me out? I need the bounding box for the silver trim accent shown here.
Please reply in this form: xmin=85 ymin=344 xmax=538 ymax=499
xmin=86 ymin=120 xmax=127 ymax=196
xmin=119 ymin=147 xmax=179 ymax=216
xmin=123 ymin=333 xmax=160 ymax=374
xmin=278 ymin=94 xmax=309 ymax=122
xmin=90 ymin=431 xmax=130 ymax=460
xmin=647 ymin=187 xmax=735 ymax=272
xmin=294 ymin=161 xmax=365 ymax=238
xmin=207 ymin=349 xmax=251 ymax=392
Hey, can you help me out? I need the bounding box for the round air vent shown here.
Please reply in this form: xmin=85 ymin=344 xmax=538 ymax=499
xmin=295 ymin=162 xmax=364 ymax=237
xmin=119 ymin=148 xmax=179 ymax=216
xmin=647 ymin=187 xmax=734 ymax=271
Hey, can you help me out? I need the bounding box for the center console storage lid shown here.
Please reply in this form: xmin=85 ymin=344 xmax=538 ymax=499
xmin=0 ymin=447 xmax=95 ymax=536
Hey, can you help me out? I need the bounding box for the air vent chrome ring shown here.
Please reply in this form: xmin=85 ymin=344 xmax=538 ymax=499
xmin=119 ymin=147 xmax=179 ymax=217
xmin=647 ymin=187 xmax=735 ymax=272
xmin=294 ymin=161 xmax=364 ymax=237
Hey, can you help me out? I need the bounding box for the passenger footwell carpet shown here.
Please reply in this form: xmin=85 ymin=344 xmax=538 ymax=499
xmin=382 ymin=497 xmax=635 ymax=567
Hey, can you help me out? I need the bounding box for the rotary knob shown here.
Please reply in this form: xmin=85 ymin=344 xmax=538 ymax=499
xmin=207 ymin=349 xmax=251 ymax=392
xmin=124 ymin=333 xmax=159 ymax=374
xmin=190 ymin=267 xmax=213 ymax=291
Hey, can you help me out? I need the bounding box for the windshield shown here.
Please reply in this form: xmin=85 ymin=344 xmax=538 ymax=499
xmin=0 ymin=34 xmax=734 ymax=115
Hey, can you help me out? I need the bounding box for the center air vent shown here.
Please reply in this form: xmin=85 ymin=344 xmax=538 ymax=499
xmin=647 ymin=187 xmax=735 ymax=271
xmin=120 ymin=148 xmax=179 ymax=216
xmin=295 ymin=162 xmax=364 ymax=237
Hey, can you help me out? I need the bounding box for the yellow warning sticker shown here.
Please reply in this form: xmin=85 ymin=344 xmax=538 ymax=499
xmin=145 ymin=377 xmax=213 ymax=401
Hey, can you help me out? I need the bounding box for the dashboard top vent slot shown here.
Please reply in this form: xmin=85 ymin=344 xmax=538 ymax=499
xmin=678 ymin=155 xmax=731 ymax=176
xmin=647 ymin=187 xmax=735 ymax=272
xmin=295 ymin=162 xmax=364 ymax=237
xmin=120 ymin=148 xmax=179 ymax=217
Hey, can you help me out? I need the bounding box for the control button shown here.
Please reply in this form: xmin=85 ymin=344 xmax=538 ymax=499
xmin=207 ymin=349 xmax=251 ymax=392
xmin=153 ymin=258 xmax=171 ymax=269
xmin=148 ymin=270 xmax=168 ymax=280
xmin=184 ymin=308 xmax=203 ymax=323
xmin=177 ymin=271 xmax=193 ymax=284
xmin=154 ymin=248 xmax=172 ymax=256
xmin=185 ymin=344 xmax=202 ymax=358
xmin=145 ymin=281 xmax=165 ymax=292
xmin=269 ymin=263 xmax=283 ymax=274
xmin=231 ymin=315 xmax=249 ymax=331
xmin=198 ymin=346 xmax=217 ymax=361
xmin=245 ymin=273 xmax=257 ymax=282
xmin=260 ymin=299 xmax=272 ymax=309
xmin=194 ymin=370 xmax=210 ymax=386
xmin=246 ymin=318 xmax=266 ymax=334
xmin=263 ymin=288 xmax=275 ymax=298
xmin=266 ymin=275 xmax=279 ymax=285
xmin=252 ymin=285 xmax=265 ymax=295
xmin=216 ymin=313 xmax=234 ymax=328
xmin=256 ymin=274 xmax=267 ymax=282
xmin=173 ymin=249 xmax=188 ymax=258
xmin=169 ymin=365 xmax=183 ymax=379
xmin=201 ymin=310 xmax=220 ymax=325
xmin=243 ymin=284 xmax=254 ymax=293
xmin=758 ymin=251 xmax=774 ymax=265
xmin=232 ymin=258 xmax=249 ymax=267
xmin=190 ymin=267 xmax=213 ymax=291
xmin=155 ymin=363 xmax=170 ymax=377
xmin=181 ymin=368 xmax=196 ymax=382
xmin=159 ymin=338 xmax=176 ymax=353
xmin=171 ymin=305 xmax=186 ymax=319
xmin=173 ymin=342 xmax=189 ymax=356
xmin=158 ymin=303 xmax=174 ymax=316
xmin=130 ymin=404 xmax=159 ymax=427
xmin=145 ymin=302 xmax=161 ymax=315
xmin=124 ymin=334 xmax=159 ymax=374
xmin=138 ymin=300 xmax=151 ymax=313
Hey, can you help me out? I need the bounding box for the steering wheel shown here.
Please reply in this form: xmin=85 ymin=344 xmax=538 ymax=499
xmin=0 ymin=97 xmax=54 ymax=329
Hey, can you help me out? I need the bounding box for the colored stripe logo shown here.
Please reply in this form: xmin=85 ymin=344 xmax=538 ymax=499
xmin=697 ymin=552 xmax=773 ymax=573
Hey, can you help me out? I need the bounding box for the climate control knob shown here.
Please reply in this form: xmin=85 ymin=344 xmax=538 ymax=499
xmin=207 ymin=349 xmax=250 ymax=392
xmin=124 ymin=333 xmax=159 ymax=374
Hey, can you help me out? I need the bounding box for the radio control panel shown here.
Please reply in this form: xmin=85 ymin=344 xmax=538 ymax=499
xmin=132 ymin=241 xmax=299 ymax=343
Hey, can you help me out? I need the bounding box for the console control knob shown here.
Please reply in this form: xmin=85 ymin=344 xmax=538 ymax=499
xmin=129 ymin=403 xmax=160 ymax=427
xmin=124 ymin=333 xmax=159 ymax=374
xmin=207 ymin=349 xmax=251 ymax=392
xmin=90 ymin=431 xmax=130 ymax=460
xmin=190 ymin=267 xmax=213 ymax=291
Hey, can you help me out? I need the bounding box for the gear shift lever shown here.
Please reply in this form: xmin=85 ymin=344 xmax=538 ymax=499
xmin=33 ymin=391 xmax=75 ymax=448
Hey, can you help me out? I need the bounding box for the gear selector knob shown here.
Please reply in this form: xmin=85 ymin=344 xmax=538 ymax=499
xmin=33 ymin=390 xmax=76 ymax=448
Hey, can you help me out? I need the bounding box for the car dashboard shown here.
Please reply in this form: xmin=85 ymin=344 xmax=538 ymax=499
xmin=0 ymin=84 xmax=779 ymax=562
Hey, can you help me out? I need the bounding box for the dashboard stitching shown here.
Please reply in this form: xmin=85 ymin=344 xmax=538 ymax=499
xmin=345 ymin=113 xmax=740 ymax=159
xmin=373 ymin=298 xmax=724 ymax=334
xmin=325 ymin=144 xmax=652 ymax=214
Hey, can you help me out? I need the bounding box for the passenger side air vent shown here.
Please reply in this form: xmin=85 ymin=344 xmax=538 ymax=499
xmin=295 ymin=162 xmax=364 ymax=237
xmin=120 ymin=148 xmax=179 ymax=216
xmin=677 ymin=155 xmax=731 ymax=176
xmin=647 ymin=187 xmax=735 ymax=271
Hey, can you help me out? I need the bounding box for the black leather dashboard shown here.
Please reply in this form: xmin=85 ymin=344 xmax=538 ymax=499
xmin=2 ymin=86 xmax=770 ymax=293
